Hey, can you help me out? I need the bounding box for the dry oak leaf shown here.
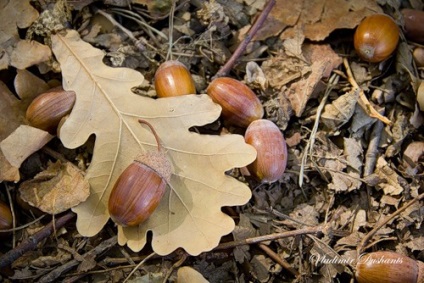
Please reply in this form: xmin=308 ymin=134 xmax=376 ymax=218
xmin=52 ymin=30 xmax=256 ymax=256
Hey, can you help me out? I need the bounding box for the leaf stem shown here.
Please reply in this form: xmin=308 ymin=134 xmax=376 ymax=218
xmin=138 ymin=119 xmax=162 ymax=152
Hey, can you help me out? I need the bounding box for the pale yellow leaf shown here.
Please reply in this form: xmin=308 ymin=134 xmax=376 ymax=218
xmin=0 ymin=125 xmax=53 ymax=167
xmin=10 ymin=40 xmax=52 ymax=70
xmin=177 ymin=266 xmax=209 ymax=283
xmin=0 ymin=0 xmax=39 ymax=46
xmin=52 ymin=30 xmax=255 ymax=255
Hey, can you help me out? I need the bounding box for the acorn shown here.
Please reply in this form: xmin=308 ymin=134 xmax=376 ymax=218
xmin=401 ymin=9 xmax=424 ymax=44
xmin=354 ymin=14 xmax=399 ymax=63
xmin=244 ymin=119 xmax=287 ymax=183
xmin=355 ymin=251 xmax=424 ymax=283
xmin=108 ymin=119 xmax=171 ymax=227
xmin=154 ymin=60 xmax=196 ymax=97
xmin=26 ymin=86 xmax=76 ymax=134
xmin=0 ymin=201 xmax=13 ymax=230
xmin=207 ymin=77 xmax=264 ymax=128
xmin=413 ymin=47 xmax=424 ymax=67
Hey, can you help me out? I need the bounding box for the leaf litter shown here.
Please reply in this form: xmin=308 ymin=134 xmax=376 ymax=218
xmin=0 ymin=0 xmax=423 ymax=282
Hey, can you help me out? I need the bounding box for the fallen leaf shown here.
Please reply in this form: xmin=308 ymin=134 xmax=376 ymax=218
xmin=177 ymin=266 xmax=209 ymax=283
xmin=280 ymin=0 xmax=383 ymax=41
xmin=0 ymin=70 xmax=50 ymax=182
xmin=19 ymin=160 xmax=90 ymax=214
xmin=0 ymin=0 xmax=40 ymax=70
xmin=402 ymin=141 xmax=424 ymax=172
xmin=405 ymin=236 xmax=424 ymax=252
xmin=10 ymin=40 xmax=51 ymax=70
xmin=0 ymin=125 xmax=53 ymax=168
xmin=321 ymin=89 xmax=359 ymax=130
xmin=375 ymin=157 xmax=406 ymax=196
xmin=52 ymin=30 xmax=255 ymax=255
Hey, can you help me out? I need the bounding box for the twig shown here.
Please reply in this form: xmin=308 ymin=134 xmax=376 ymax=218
xmin=357 ymin=192 xmax=424 ymax=255
xmin=37 ymin=236 xmax=118 ymax=283
xmin=0 ymin=215 xmax=45 ymax=233
xmin=214 ymin=226 xmax=322 ymax=250
xmin=214 ymin=0 xmax=275 ymax=78
xmin=0 ymin=211 xmax=76 ymax=268
xmin=162 ymin=251 xmax=188 ymax=283
xmin=166 ymin=0 xmax=177 ymax=61
xmin=258 ymin=243 xmax=299 ymax=277
xmin=5 ymin=185 xmax=16 ymax=248
xmin=123 ymin=252 xmax=156 ymax=283
xmin=343 ymin=58 xmax=392 ymax=125
xmin=299 ymin=73 xmax=339 ymax=188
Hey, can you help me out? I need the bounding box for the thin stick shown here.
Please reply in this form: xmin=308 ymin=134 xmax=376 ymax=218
xmin=214 ymin=226 xmax=322 ymax=250
xmin=38 ymin=236 xmax=118 ymax=283
xmin=357 ymin=192 xmax=424 ymax=255
xmin=258 ymin=244 xmax=299 ymax=277
xmin=123 ymin=252 xmax=156 ymax=283
xmin=343 ymin=58 xmax=392 ymax=125
xmin=0 ymin=211 xmax=76 ymax=268
xmin=0 ymin=215 xmax=45 ymax=233
xmin=166 ymin=0 xmax=177 ymax=61
xmin=5 ymin=185 xmax=16 ymax=248
xmin=214 ymin=0 xmax=275 ymax=78
xmin=299 ymin=73 xmax=339 ymax=188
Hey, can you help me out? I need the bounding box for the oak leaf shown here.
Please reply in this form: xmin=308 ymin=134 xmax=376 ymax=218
xmin=52 ymin=30 xmax=256 ymax=255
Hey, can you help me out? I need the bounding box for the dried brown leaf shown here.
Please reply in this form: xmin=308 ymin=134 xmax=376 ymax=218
xmin=52 ymin=30 xmax=255 ymax=255
xmin=19 ymin=160 xmax=90 ymax=214
xmin=284 ymin=44 xmax=342 ymax=117
xmin=405 ymin=237 xmax=424 ymax=252
xmin=375 ymin=157 xmax=406 ymax=195
xmin=321 ymin=89 xmax=359 ymax=130
xmin=280 ymin=0 xmax=383 ymax=41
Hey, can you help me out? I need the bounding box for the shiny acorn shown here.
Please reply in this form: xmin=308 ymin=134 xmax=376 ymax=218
xmin=244 ymin=119 xmax=287 ymax=183
xmin=355 ymin=251 xmax=424 ymax=283
xmin=26 ymin=86 xmax=76 ymax=134
xmin=401 ymin=9 xmax=424 ymax=44
xmin=207 ymin=77 xmax=264 ymax=127
xmin=0 ymin=201 xmax=12 ymax=230
xmin=354 ymin=14 xmax=399 ymax=63
xmin=154 ymin=60 xmax=196 ymax=97
xmin=108 ymin=120 xmax=171 ymax=227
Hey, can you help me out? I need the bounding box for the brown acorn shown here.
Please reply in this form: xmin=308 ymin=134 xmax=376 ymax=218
xmin=154 ymin=60 xmax=196 ymax=97
xmin=108 ymin=120 xmax=171 ymax=227
xmin=244 ymin=119 xmax=287 ymax=183
xmin=354 ymin=14 xmax=399 ymax=63
xmin=402 ymin=9 xmax=424 ymax=44
xmin=0 ymin=201 xmax=12 ymax=230
xmin=355 ymin=251 xmax=424 ymax=283
xmin=207 ymin=77 xmax=264 ymax=128
xmin=26 ymin=86 xmax=76 ymax=134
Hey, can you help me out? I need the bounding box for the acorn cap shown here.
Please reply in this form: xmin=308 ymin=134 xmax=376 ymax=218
xmin=135 ymin=151 xmax=172 ymax=183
